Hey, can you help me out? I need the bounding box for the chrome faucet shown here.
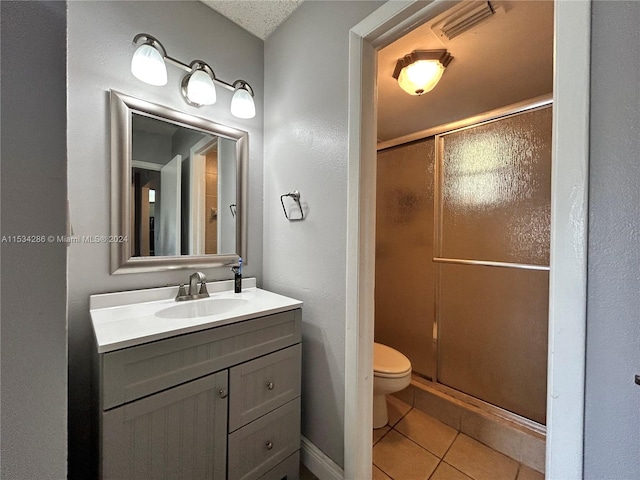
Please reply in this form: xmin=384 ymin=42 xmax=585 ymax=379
xmin=175 ymin=271 xmax=210 ymax=301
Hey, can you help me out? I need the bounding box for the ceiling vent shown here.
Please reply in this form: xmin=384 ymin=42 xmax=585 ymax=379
xmin=432 ymin=1 xmax=496 ymax=42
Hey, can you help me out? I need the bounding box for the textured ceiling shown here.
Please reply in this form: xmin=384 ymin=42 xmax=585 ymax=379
xmin=377 ymin=1 xmax=554 ymax=143
xmin=200 ymin=0 xmax=304 ymax=40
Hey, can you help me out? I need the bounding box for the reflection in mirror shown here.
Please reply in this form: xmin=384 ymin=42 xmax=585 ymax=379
xmin=131 ymin=114 xmax=237 ymax=257
xmin=111 ymin=91 xmax=247 ymax=274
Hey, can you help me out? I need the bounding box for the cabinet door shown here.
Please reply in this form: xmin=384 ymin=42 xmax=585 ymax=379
xmin=102 ymin=371 xmax=228 ymax=480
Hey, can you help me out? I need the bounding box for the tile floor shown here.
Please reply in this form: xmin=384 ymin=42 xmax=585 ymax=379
xmin=372 ymin=396 xmax=544 ymax=480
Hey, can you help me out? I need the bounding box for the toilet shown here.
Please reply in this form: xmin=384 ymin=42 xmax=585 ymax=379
xmin=373 ymin=342 xmax=412 ymax=429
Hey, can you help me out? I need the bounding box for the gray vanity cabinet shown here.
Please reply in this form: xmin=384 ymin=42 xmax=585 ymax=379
xmin=97 ymin=309 xmax=302 ymax=480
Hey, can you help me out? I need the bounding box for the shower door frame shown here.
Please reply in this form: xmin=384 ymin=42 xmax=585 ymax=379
xmin=431 ymin=102 xmax=553 ymax=426
xmin=345 ymin=1 xmax=591 ymax=479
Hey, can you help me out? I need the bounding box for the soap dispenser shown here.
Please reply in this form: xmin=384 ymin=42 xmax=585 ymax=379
xmin=231 ymin=257 xmax=242 ymax=293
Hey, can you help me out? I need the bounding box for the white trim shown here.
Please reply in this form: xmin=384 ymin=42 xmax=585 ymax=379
xmin=546 ymin=1 xmax=591 ymax=477
xmin=300 ymin=436 xmax=344 ymax=480
xmin=345 ymin=0 xmax=590 ymax=478
xmin=344 ymin=31 xmax=374 ymax=480
xmin=188 ymin=137 xmax=217 ymax=255
xmin=131 ymin=160 xmax=162 ymax=171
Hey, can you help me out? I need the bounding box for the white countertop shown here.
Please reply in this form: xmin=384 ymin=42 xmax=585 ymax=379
xmin=90 ymin=279 xmax=303 ymax=353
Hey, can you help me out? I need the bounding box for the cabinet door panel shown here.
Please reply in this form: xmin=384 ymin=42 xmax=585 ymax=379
xmin=102 ymin=371 xmax=228 ymax=480
xmin=229 ymin=344 xmax=301 ymax=431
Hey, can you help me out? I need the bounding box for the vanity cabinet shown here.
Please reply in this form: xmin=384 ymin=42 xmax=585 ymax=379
xmin=96 ymin=308 xmax=302 ymax=480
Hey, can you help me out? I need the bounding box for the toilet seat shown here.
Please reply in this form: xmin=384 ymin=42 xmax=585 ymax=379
xmin=373 ymin=342 xmax=411 ymax=378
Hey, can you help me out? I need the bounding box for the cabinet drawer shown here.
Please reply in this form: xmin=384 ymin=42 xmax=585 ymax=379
xmin=102 ymin=309 xmax=301 ymax=410
xmin=258 ymin=451 xmax=300 ymax=480
xmin=229 ymin=344 xmax=301 ymax=431
xmin=228 ymin=398 xmax=301 ymax=480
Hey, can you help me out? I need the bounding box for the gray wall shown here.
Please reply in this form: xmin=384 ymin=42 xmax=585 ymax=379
xmin=584 ymin=1 xmax=640 ymax=477
xmin=2 ymin=2 xmax=638 ymax=478
xmin=67 ymin=2 xmax=263 ymax=477
xmin=0 ymin=1 xmax=68 ymax=478
xmin=263 ymin=0 xmax=384 ymax=467
xmin=131 ymin=129 xmax=172 ymax=165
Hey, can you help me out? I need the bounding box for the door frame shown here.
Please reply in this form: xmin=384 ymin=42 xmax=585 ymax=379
xmin=189 ymin=137 xmax=218 ymax=255
xmin=345 ymin=1 xmax=591 ymax=478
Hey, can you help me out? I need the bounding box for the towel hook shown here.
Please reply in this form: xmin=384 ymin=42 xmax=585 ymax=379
xmin=280 ymin=191 xmax=304 ymax=221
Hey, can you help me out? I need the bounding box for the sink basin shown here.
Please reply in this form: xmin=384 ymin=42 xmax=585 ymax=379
xmin=155 ymin=297 xmax=249 ymax=319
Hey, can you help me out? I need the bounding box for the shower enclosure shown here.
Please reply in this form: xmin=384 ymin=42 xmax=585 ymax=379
xmin=375 ymin=103 xmax=551 ymax=425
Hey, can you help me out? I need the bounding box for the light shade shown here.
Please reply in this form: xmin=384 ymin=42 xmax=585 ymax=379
xmin=131 ymin=43 xmax=167 ymax=86
xmin=393 ymin=50 xmax=453 ymax=96
xmin=230 ymin=84 xmax=256 ymax=119
xmin=185 ymin=69 xmax=217 ymax=106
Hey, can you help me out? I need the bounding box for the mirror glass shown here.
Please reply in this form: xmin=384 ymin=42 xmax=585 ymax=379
xmin=111 ymin=91 xmax=247 ymax=274
xmin=131 ymin=114 xmax=237 ymax=256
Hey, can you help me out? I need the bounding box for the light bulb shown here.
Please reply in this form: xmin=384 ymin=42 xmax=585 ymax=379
xmin=397 ymin=60 xmax=445 ymax=95
xmin=230 ymin=87 xmax=256 ymax=119
xmin=185 ymin=69 xmax=217 ymax=106
xmin=131 ymin=43 xmax=167 ymax=86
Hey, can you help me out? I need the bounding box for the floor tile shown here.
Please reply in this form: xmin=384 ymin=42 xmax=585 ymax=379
xmin=387 ymin=395 xmax=412 ymax=427
xmin=373 ymin=426 xmax=391 ymax=445
xmin=395 ymin=409 xmax=458 ymax=458
xmin=373 ymin=465 xmax=393 ymax=480
xmin=373 ymin=430 xmax=440 ymax=480
xmin=444 ymin=434 xmax=519 ymax=480
xmin=516 ymin=464 xmax=545 ymax=480
xmin=429 ymin=462 xmax=473 ymax=480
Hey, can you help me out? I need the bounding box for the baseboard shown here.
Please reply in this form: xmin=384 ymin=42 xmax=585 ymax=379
xmin=300 ymin=436 xmax=344 ymax=480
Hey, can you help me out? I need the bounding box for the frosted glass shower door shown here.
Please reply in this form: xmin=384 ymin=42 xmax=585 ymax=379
xmin=375 ymin=139 xmax=436 ymax=378
xmin=435 ymin=106 xmax=552 ymax=424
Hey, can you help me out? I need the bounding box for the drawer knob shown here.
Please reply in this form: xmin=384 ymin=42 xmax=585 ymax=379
xmin=265 ymin=440 xmax=273 ymax=450
xmin=218 ymin=389 xmax=228 ymax=399
xmin=266 ymin=381 xmax=274 ymax=390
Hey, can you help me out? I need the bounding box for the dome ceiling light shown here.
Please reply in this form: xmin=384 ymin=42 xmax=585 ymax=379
xmin=392 ymin=50 xmax=453 ymax=96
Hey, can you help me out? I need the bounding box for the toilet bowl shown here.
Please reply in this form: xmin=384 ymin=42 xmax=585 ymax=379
xmin=373 ymin=342 xmax=412 ymax=429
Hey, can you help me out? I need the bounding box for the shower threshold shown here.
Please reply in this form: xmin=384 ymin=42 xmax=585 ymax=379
xmin=393 ymin=375 xmax=546 ymax=474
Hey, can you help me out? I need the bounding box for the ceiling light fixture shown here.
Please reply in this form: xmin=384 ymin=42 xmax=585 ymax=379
xmin=392 ymin=50 xmax=453 ymax=96
xmin=131 ymin=33 xmax=256 ymax=118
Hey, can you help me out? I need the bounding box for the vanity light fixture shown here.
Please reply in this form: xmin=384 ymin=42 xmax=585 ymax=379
xmin=131 ymin=36 xmax=167 ymax=86
xmin=230 ymin=81 xmax=256 ymax=119
xmin=182 ymin=61 xmax=217 ymax=107
xmin=392 ymin=49 xmax=453 ymax=96
xmin=131 ymin=33 xmax=256 ymax=118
